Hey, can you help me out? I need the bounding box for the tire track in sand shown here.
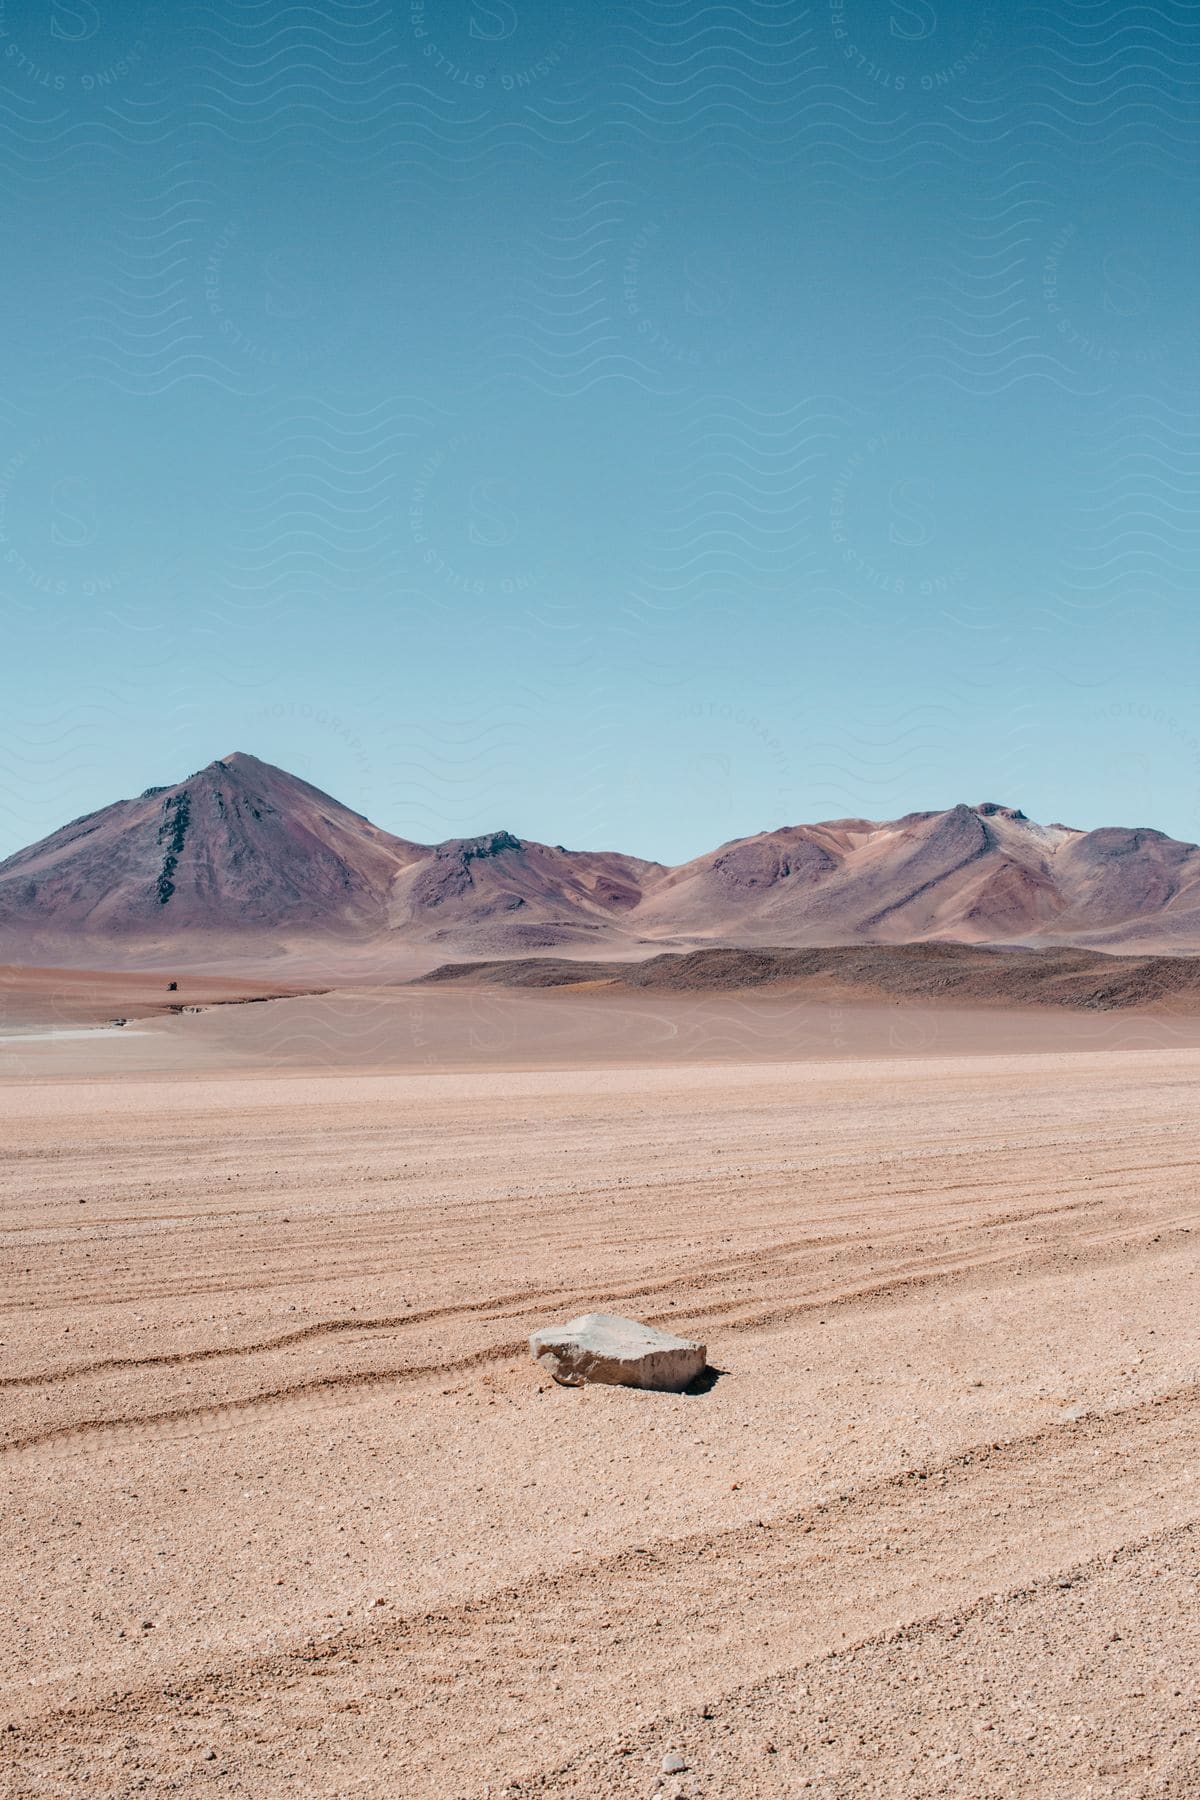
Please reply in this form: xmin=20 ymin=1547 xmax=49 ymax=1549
xmin=4 ymin=1212 xmax=1193 ymax=1458
xmin=8 ymin=1384 xmax=1199 ymax=1796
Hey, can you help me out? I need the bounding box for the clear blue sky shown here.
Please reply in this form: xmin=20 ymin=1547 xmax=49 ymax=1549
xmin=3 ymin=0 xmax=1199 ymax=862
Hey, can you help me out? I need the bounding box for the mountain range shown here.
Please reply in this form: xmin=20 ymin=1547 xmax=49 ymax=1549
xmin=2 ymin=751 xmax=1200 ymax=961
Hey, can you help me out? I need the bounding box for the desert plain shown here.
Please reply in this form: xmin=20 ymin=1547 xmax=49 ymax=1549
xmin=3 ymin=974 xmax=1200 ymax=1797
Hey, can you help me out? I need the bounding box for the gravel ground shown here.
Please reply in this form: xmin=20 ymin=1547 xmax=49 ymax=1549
xmin=2 ymin=1027 xmax=1198 ymax=1795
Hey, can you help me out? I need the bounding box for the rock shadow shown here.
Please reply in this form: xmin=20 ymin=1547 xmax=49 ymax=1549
xmin=682 ymin=1363 xmax=728 ymax=1396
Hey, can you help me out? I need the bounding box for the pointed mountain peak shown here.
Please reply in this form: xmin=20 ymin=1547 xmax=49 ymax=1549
xmin=182 ymin=752 xmax=378 ymax=823
xmin=202 ymin=751 xmax=280 ymax=779
xmin=142 ymin=752 xmax=294 ymax=802
xmin=214 ymin=750 xmax=273 ymax=772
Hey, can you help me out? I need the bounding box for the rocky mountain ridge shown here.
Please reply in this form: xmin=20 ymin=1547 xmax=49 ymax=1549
xmin=3 ymin=753 xmax=1200 ymax=957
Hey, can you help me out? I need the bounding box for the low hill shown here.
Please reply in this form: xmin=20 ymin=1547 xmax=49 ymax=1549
xmin=415 ymin=942 xmax=1200 ymax=1011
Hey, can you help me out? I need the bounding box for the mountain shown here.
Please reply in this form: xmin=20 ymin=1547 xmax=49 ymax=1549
xmin=636 ymin=803 xmax=1200 ymax=950
xmin=386 ymin=830 xmax=663 ymax=952
xmin=0 ymin=754 xmax=423 ymax=941
xmin=3 ymin=756 xmax=1200 ymax=959
xmin=0 ymin=754 xmax=663 ymax=958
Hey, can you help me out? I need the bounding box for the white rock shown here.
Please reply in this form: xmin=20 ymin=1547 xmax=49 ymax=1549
xmin=530 ymin=1313 xmax=706 ymax=1392
xmin=661 ymin=1752 xmax=688 ymax=1773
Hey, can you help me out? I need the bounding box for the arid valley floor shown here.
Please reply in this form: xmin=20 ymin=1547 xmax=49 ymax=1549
xmin=3 ymin=980 xmax=1200 ymax=1796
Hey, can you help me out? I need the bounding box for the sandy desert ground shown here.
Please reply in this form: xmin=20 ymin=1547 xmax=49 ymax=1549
xmin=3 ymin=985 xmax=1200 ymax=1796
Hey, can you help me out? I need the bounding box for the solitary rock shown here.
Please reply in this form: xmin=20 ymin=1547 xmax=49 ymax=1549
xmin=530 ymin=1313 xmax=705 ymax=1392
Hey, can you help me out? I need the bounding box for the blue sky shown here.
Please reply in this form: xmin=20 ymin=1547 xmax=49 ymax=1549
xmin=2 ymin=0 xmax=1199 ymax=862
